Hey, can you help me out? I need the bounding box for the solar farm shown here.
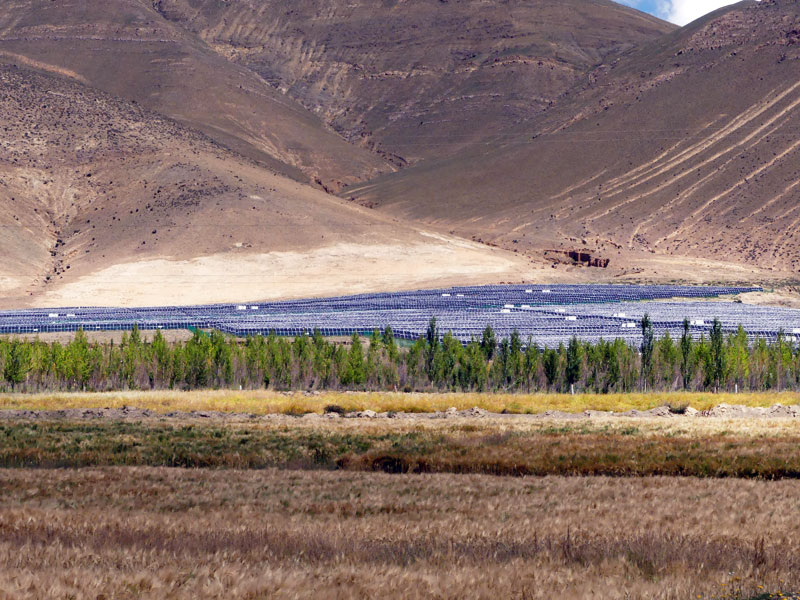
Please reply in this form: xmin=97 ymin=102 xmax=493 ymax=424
xmin=3 ymin=284 xmax=798 ymax=346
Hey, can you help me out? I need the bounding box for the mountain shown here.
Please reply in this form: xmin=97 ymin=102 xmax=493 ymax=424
xmin=346 ymin=0 xmax=800 ymax=280
xmin=0 ymin=63 xmax=528 ymax=308
xmin=5 ymin=0 xmax=795 ymax=309
xmin=0 ymin=0 xmax=392 ymax=189
xmin=152 ymin=0 xmax=674 ymax=166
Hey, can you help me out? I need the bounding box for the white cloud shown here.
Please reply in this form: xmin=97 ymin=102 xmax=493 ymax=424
xmin=662 ymin=1 xmax=741 ymax=26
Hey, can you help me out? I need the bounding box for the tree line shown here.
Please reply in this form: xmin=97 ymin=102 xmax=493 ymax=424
xmin=1 ymin=317 xmax=799 ymax=393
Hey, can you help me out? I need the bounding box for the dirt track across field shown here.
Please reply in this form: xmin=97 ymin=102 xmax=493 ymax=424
xmin=2 ymin=403 xmax=800 ymax=422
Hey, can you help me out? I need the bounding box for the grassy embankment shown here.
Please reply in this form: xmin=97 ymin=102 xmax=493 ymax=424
xmin=2 ymin=417 xmax=800 ymax=478
xmin=2 ymin=390 xmax=800 ymax=415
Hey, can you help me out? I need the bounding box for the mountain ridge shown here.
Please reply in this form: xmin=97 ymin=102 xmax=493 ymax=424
xmin=345 ymin=0 xmax=800 ymax=280
xmin=0 ymin=0 xmax=394 ymax=189
xmin=2 ymin=0 xmax=798 ymax=308
xmin=0 ymin=61 xmax=528 ymax=308
xmin=153 ymin=0 xmax=675 ymax=166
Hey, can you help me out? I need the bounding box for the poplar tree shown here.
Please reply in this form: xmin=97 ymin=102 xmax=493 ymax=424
xmin=680 ymin=318 xmax=694 ymax=390
xmin=312 ymin=329 xmax=334 ymax=388
xmin=524 ymin=340 xmax=540 ymax=391
xmin=565 ymin=336 xmax=582 ymax=391
xmin=480 ymin=326 xmax=496 ymax=360
xmin=657 ymin=331 xmax=678 ymax=389
xmin=728 ymin=325 xmax=749 ymax=391
xmin=342 ymin=333 xmax=366 ymax=386
xmin=709 ymin=318 xmax=725 ymax=392
xmin=640 ymin=314 xmax=654 ymax=391
xmin=382 ymin=326 xmax=399 ymax=363
xmin=4 ymin=339 xmax=31 ymax=387
xmin=543 ymin=347 xmax=560 ymax=391
xmin=425 ymin=317 xmax=440 ymax=381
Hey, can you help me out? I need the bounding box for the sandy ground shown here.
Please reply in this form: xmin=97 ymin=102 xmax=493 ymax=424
xmin=28 ymin=239 xmax=539 ymax=308
xmin=738 ymin=288 xmax=800 ymax=309
xmin=612 ymin=253 xmax=786 ymax=284
xmin=4 ymin=219 xmax=796 ymax=310
xmin=0 ymin=329 xmax=194 ymax=344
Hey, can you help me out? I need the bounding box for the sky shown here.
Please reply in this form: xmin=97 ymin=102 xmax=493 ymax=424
xmin=616 ymin=0 xmax=742 ymax=26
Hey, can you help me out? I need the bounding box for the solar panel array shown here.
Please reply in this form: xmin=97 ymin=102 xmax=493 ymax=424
xmin=1 ymin=284 xmax=791 ymax=347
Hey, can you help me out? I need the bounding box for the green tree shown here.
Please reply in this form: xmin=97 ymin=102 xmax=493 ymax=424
xmin=656 ymin=331 xmax=678 ymax=390
xmin=66 ymin=329 xmax=93 ymax=390
xmin=777 ymin=330 xmax=794 ymax=392
xmin=170 ymin=344 xmax=186 ymax=389
xmin=292 ymin=334 xmax=313 ymax=385
xmin=584 ymin=340 xmax=602 ymax=392
xmin=480 ymin=326 xmax=496 ymax=360
xmin=269 ymin=335 xmax=293 ymax=389
xmin=210 ymin=331 xmax=234 ymax=386
xmin=523 ymin=340 xmax=540 ymax=391
xmin=506 ymin=330 xmax=524 ymax=388
xmin=425 ymin=318 xmax=440 ymax=381
xmin=543 ymin=347 xmax=560 ymax=391
xmin=3 ymin=339 xmax=32 ymax=387
xmin=602 ymin=340 xmax=622 ymax=393
xmin=492 ymin=338 xmax=510 ymax=389
xmin=341 ymin=333 xmax=366 ymax=386
xmin=185 ymin=330 xmax=213 ymax=388
xmin=694 ymin=335 xmax=712 ymax=390
xmin=311 ymin=330 xmax=334 ymax=388
xmin=709 ymin=318 xmax=726 ymax=392
xmin=461 ymin=340 xmax=488 ymax=391
xmin=365 ymin=330 xmax=382 ymax=387
xmin=439 ymin=331 xmax=462 ymax=389
xmin=680 ymin=318 xmax=694 ymax=390
xmin=381 ymin=326 xmax=399 ymax=364
xmin=565 ymin=336 xmax=582 ymax=391
xmin=750 ymin=337 xmax=770 ymax=390
xmin=121 ymin=326 xmax=143 ymax=389
xmin=332 ymin=344 xmax=348 ymax=387
xmin=151 ymin=329 xmax=171 ymax=387
xmin=640 ymin=314 xmax=654 ymax=391
xmin=728 ymin=325 xmax=749 ymax=391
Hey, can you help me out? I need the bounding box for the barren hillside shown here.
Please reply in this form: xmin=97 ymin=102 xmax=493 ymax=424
xmin=0 ymin=63 xmax=530 ymax=308
xmin=347 ymin=0 xmax=800 ymax=280
xmin=153 ymin=0 xmax=674 ymax=165
xmin=0 ymin=0 xmax=392 ymax=189
xmin=3 ymin=0 xmax=797 ymax=309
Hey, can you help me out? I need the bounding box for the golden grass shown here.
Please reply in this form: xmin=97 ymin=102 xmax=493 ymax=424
xmin=2 ymin=389 xmax=799 ymax=415
xmin=0 ymin=468 xmax=797 ymax=599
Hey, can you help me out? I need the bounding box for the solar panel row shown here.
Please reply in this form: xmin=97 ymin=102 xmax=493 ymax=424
xmin=1 ymin=284 xmax=788 ymax=347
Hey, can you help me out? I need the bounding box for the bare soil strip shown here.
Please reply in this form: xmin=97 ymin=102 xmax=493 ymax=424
xmin=1 ymin=403 xmax=799 ymax=422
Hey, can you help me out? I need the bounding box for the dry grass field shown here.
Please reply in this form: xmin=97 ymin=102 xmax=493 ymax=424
xmin=2 ymin=390 xmax=799 ymax=416
xmin=3 ymin=394 xmax=799 ymax=599
xmin=0 ymin=468 xmax=797 ymax=599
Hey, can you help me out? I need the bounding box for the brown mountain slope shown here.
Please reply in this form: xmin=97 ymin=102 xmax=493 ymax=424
xmin=347 ymin=0 xmax=800 ymax=280
xmin=0 ymin=63 xmax=531 ymax=308
xmin=153 ymin=0 xmax=674 ymax=166
xmin=0 ymin=0 xmax=392 ymax=189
